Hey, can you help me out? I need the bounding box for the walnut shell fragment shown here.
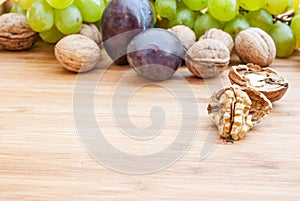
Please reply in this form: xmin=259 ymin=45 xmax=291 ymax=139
xmin=0 ymin=13 xmax=38 ymax=50
xmin=199 ymin=28 xmax=234 ymax=53
xmin=185 ymin=39 xmax=230 ymax=79
xmin=229 ymin=63 xmax=288 ymax=102
xmin=55 ymin=34 xmax=101 ymax=73
xmin=207 ymin=84 xmax=272 ymax=141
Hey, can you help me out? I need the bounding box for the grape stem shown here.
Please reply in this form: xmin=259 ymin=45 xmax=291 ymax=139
xmin=273 ymin=9 xmax=295 ymax=25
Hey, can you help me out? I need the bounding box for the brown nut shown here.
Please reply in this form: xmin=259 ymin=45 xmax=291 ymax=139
xmin=0 ymin=13 xmax=38 ymax=50
xmin=207 ymin=84 xmax=272 ymax=141
xmin=207 ymin=84 xmax=253 ymax=141
xmin=54 ymin=34 xmax=101 ymax=73
xmin=242 ymin=86 xmax=272 ymax=124
xmin=199 ymin=28 xmax=234 ymax=53
xmin=185 ymin=39 xmax=230 ymax=79
xmin=228 ymin=63 xmax=288 ymax=102
xmin=235 ymin=27 xmax=276 ymax=67
xmin=168 ymin=25 xmax=196 ymax=53
xmin=79 ymin=23 xmax=102 ymax=45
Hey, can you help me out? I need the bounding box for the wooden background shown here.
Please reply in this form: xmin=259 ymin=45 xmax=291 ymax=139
xmin=0 ymin=40 xmax=299 ymax=200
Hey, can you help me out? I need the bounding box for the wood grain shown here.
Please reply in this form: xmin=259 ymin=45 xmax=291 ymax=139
xmin=0 ymin=41 xmax=300 ymax=200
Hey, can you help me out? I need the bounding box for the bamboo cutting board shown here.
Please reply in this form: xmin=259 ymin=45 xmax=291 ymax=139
xmin=0 ymin=40 xmax=300 ymax=200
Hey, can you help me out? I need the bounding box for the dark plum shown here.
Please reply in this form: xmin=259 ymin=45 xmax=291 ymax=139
xmin=127 ymin=28 xmax=184 ymax=81
xmin=101 ymin=0 xmax=154 ymax=65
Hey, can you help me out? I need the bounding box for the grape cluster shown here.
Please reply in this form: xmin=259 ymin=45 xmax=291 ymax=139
xmin=11 ymin=0 xmax=108 ymax=43
xmin=9 ymin=0 xmax=300 ymax=58
xmin=153 ymin=0 xmax=300 ymax=57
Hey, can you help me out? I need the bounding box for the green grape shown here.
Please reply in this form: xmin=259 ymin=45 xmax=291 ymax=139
xmin=193 ymin=13 xmax=222 ymax=38
xmin=295 ymin=6 xmax=300 ymax=14
xmin=291 ymin=15 xmax=300 ymax=40
xmin=15 ymin=0 xmax=36 ymax=9
xmin=263 ymin=0 xmax=290 ymax=15
xmin=269 ymin=22 xmax=296 ymax=57
xmin=168 ymin=7 xmax=197 ymax=29
xmin=239 ymin=0 xmax=265 ymax=11
xmin=10 ymin=4 xmax=27 ymax=14
xmin=54 ymin=4 xmax=82 ymax=34
xmin=176 ymin=0 xmax=186 ymax=8
xmin=291 ymin=0 xmax=300 ymax=9
xmin=224 ymin=14 xmax=250 ymax=39
xmin=154 ymin=17 xmax=170 ymax=29
xmin=150 ymin=0 xmax=157 ymax=24
xmin=208 ymin=0 xmax=238 ymax=22
xmin=183 ymin=0 xmax=207 ymax=11
xmin=105 ymin=0 xmax=111 ymax=4
xmin=74 ymin=0 xmax=105 ymax=23
xmin=155 ymin=0 xmax=177 ymax=19
xmin=39 ymin=25 xmax=63 ymax=43
xmin=27 ymin=0 xmax=54 ymax=32
xmin=46 ymin=0 xmax=74 ymax=9
xmin=245 ymin=9 xmax=273 ymax=32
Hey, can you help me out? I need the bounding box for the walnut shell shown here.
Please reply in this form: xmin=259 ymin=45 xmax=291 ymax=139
xmin=235 ymin=28 xmax=276 ymax=67
xmin=0 ymin=13 xmax=38 ymax=50
xmin=242 ymin=86 xmax=272 ymax=124
xmin=185 ymin=39 xmax=230 ymax=79
xmin=54 ymin=34 xmax=101 ymax=73
xmin=79 ymin=23 xmax=102 ymax=45
xmin=228 ymin=63 xmax=288 ymax=102
xmin=199 ymin=28 xmax=234 ymax=53
xmin=168 ymin=25 xmax=196 ymax=53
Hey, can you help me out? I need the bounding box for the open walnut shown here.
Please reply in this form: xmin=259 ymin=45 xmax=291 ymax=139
xmin=207 ymin=84 xmax=272 ymax=141
xmin=228 ymin=63 xmax=288 ymax=102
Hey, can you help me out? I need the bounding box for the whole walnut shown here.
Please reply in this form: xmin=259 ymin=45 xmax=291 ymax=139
xmin=185 ymin=39 xmax=230 ymax=78
xmin=55 ymin=34 xmax=101 ymax=73
xmin=79 ymin=23 xmax=102 ymax=45
xmin=235 ymin=28 xmax=276 ymax=67
xmin=0 ymin=13 xmax=38 ymax=50
xmin=168 ymin=25 xmax=196 ymax=54
xmin=199 ymin=28 xmax=234 ymax=53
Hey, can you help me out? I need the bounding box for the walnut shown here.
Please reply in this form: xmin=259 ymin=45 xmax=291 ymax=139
xmin=207 ymin=84 xmax=272 ymax=141
xmin=54 ymin=34 xmax=101 ymax=73
xmin=185 ymin=39 xmax=230 ymax=78
xmin=0 ymin=13 xmax=38 ymax=50
xmin=235 ymin=27 xmax=276 ymax=67
xmin=168 ymin=25 xmax=196 ymax=53
xmin=199 ymin=28 xmax=234 ymax=53
xmin=79 ymin=23 xmax=102 ymax=45
xmin=228 ymin=63 xmax=288 ymax=102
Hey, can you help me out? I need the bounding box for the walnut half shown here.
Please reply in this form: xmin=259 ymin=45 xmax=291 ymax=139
xmin=228 ymin=63 xmax=288 ymax=102
xmin=207 ymin=84 xmax=272 ymax=141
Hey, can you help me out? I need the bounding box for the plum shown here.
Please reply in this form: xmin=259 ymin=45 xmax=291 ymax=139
xmin=101 ymin=0 xmax=154 ymax=65
xmin=127 ymin=28 xmax=184 ymax=81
